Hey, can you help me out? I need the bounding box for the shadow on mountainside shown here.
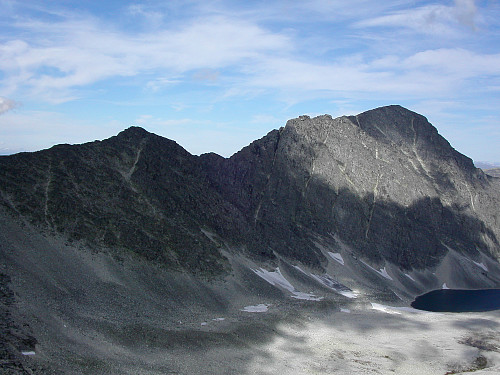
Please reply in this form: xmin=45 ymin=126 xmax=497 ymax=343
xmin=0 ymin=123 xmax=498 ymax=275
xmin=1 ymin=185 xmax=499 ymax=374
xmin=205 ymin=124 xmax=499 ymax=271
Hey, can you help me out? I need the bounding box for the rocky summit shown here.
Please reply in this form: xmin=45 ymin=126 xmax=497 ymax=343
xmin=1 ymin=105 xmax=500 ymax=374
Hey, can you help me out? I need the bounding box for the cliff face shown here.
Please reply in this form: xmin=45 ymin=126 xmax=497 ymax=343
xmin=1 ymin=105 xmax=499 ymax=274
xmin=208 ymin=105 xmax=500 ymax=270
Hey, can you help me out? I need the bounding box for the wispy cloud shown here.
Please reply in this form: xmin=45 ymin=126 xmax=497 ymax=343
xmin=0 ymin=1 xmax=496 ymax=105
xmin=243 ymin=46 xmax=500 ymax=101
xmin=0 ymin=97 xmax=18 ymax=115
xmin=1 ymin=14 xmax=290 ymax=102
xmin=355 ymin=0 xmax=478 ymax=35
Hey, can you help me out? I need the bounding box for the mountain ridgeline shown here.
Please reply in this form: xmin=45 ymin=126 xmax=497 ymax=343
xmin=1 ymin=105 xmax=499 ymax=275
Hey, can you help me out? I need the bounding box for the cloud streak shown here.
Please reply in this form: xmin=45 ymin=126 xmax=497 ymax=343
xmin=0 ymin=14 xmax=290 ymax=102
xmin=355 ymin=0 xmax=478 ymax=35
xmin=2 ymin=9 xmax=498 ymax=106
xmin=0 ymin=97 xmax=18 ymax=115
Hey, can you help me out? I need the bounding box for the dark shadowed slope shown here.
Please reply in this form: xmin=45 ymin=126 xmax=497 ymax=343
xmin=204 ymin=105 xmax=500 ymax=269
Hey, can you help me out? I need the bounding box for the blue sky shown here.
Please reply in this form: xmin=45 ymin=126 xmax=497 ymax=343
xmin=1 ymin=0 xmax=500 ymax=162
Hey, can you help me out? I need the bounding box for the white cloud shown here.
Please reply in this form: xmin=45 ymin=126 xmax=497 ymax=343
xmin=126 ymin=4 xmax=164 ymax=27
xmin=356 ymin=0 xmax=478 ymax=35
xmin=0 ymin=1 xmax=496 ymax=106
xmin=246 ymin=56 xmax=433 ymax=98
xmin=404 ymin=48 xmax=500 ymax=77
xmin=241 ymin=44 xmax=500 ymax=104
xmin=0 ymin=15 xmax=291 ymax=102
xmin=0 ymin=97 xmax=18 ymax=115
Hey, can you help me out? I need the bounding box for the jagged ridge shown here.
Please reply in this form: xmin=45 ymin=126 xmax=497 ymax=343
xmin=1 ymin=105 xmax=499 ymax=274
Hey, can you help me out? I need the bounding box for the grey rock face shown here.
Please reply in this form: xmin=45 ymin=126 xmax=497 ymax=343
xmin=1 ymin=106 xmax=499 ymax=274
xmin=205 ymin=106 xmax=499 ymax=270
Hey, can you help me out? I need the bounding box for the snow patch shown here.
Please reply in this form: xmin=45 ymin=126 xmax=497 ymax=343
xmin=254 ymin=267 xmax=323 ymax=301
xmin=21 ymin=351 xmax=36 ymax=356
xmin=393 ymin=291 xmax=404 ymax=301
xmin=377 ymin=267 xmax=393 ymax=280
xmin=361 ymin=261 xmax=393 ymax=280
xmin=291 ymin=291 xmax=324 ymax=301
xmin=405 ymin=273 xmax=416 ymax=282
xmin=254 ymin=268 xmax=295 ymax=292
xmin=242 ymin=304 xmax=269 ymax=313
xmin=442 ymin=283 xmax=449 ymax=289
xmin=212 ymin=318 xmax=225 ymax=321
xmin=292 ymin=265 xmax=308 ymax=275
xmin=340 ymin=308 xmax=351 ymax=313
xmin=339 ymin=290 xmax=359 ymax=299
xmin=201 ymin=322 xmax=207 ymax=326
xmin=472 ymin=261 xmax=488 ymax=272
xmin=371 ymin=303 xmax=401 ymax=315
xmin=310 ymin=274 xmax=358 ymax=299
xmin=328 ymin=252 xmax=345 ymax=265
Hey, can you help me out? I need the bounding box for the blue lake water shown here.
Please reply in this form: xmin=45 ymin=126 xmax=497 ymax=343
xmin=411 ymin=289 xmax=500 ymax=312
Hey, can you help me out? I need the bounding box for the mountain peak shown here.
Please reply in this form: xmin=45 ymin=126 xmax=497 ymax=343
xmin=117 ymin=126 xmax=151 ymax=139
xmin=349 ymin=105 xmax=428 ymax=140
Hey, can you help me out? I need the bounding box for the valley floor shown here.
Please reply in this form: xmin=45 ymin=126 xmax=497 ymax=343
xmin=10 ymin=301 xmax=500 ymax=375
xmin=241 ymin=307 xmax=500 ymax=375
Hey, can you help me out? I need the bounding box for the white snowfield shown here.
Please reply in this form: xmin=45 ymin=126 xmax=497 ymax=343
xmin=371 ymin=302 xmax=402 ymax=315
xmin=290 ymin=291 xmax=324 ymax=301
xmin=241 ymin=304 xmax=269 ymax=313
xmin=405 ymin=273 xmax=416 ymax=282
xmin=328 ymin=252 xmax=345 ymax=265
xmin=473 ymin=261 xmax=489 ymax=272
xmin=310 ymin=274 xmax=358 ymax=299
xmin=361 ymin=261 xmax=393 ymax=280
xmin=254 ymin=268 xmax=295 ymax=292
xmin=253 ymin=268 xmax=323 ymax=301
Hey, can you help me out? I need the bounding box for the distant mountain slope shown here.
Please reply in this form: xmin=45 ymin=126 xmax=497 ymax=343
xmin=475 ymin=161 xmax=500 ymax=170
xmin=1 ymin=105 xmax=499 ymax=274
xmin=484 ymin=168 xmax=500 ymax=177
